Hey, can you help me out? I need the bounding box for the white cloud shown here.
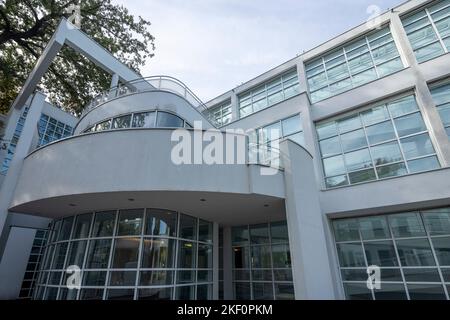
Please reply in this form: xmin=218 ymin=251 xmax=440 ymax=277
xmin=113 ymin=0 xmax=402 ymax=102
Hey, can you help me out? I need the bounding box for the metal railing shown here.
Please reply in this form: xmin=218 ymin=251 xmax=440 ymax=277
xmin=81 ymin=75 xmax=218 ymax=126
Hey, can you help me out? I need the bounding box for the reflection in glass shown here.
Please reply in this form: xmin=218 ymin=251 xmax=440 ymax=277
xmin=337 ymin=243 xmax=366 ymax=268
xmin=389 ymin=212 xmax=425 ymax=237
xmin=109 ymin=271 xmax=137 ymax=286
xmin=407 ymin=284 xmax=446 ymax=300
xmin=139 ymin=271 xmax=173 ymax=286
xmin=364 ymin=241 xmax=398 ymax=267
xmin=73 ymin=214 xmax=92 ymax=239
xmin=117 ymin=209 xmax=143 ymax=236
xmin=180 ymin=214 xmax=197 ymax=240
xmin=396 ymin=238 xmax=436 ymax=266
xmin=157 ymin=112 xmax=184 ymax=128
xmin=145 ymin=209 xmax=177 ymax=236
xmin=141 ymin=238 xmax=174 ymax=268
xmin=253 ymin=283 xmax=274 ymax=300
xmin=132 ymin=112 xmax=156 ymax=128
xmin=250 ymin=224 xmax=270 ymax=244
xmin=112 ymin=238 xmax=140 ymax=268
xmin=92 ymin=211 xmax=116 ymax=237
xmin=177 ymin=241 xmax=196 ymax=269
xmin=86 ymin=239 xmax=111 ymax=269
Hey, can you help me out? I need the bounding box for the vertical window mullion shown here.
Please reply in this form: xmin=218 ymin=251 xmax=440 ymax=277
xmin=365 ymin=37 xmax=380 ymax=78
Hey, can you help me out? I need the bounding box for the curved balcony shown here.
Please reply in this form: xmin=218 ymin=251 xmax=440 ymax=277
xmin=10 ymin=128 xmax=286 ymax=225
xmin=82 ymin=76 xmax=218 ymax=126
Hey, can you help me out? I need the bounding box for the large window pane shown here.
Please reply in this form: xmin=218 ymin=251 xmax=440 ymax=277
xmin=112 ymin=238 xmax=140 ymax=268
xmin=250 ymin=224 xmax=269 ymax=244
xmin=132 ymin=112 xmax=156 ymax=128
xmin=92 ymin=211 xmax=116 ymax=237
xmin=73 ymin=214 xmax=92 ymax=239
xmin=198 ymin=244 xmax=213 ymax=269
xmin=344 ymin=148 xmax=372 ymax=172
xmin=139 ymin=271 xmax=173 ymax=286
xmin=341 ymin=129 xmax=367 ymax=152
xmin=156 ymin=112 xmax=184 ymax=128
xmin=112 ymin=114 xmax=131 ymax=129
xmin=145 ymin=209 xmax=177 ymax=237
xmin=361 ymin=105 xmax=390 ymax=126
xmin=117 ymin=209 xmax=143 ymax=236
xmin=180 ymin=214 xmax=197 ymax=240
xmin=396 ymin=238 xmax=436 ymax=266
xmin=58 ymin=217 xmax=74 ymax=241
xmin=177 ymin=241 xmax=196 ymax=269
xmin=66 ymin=240 xmax=87 ymax=268
xmin=109 ymin=271 xmax=137 ymax=286
xmin=198 ymin=220 xmax=213 ymax=243
xmin=400 ymin=133 xmax=435 ymax=160
xmin=343 ymin=283 xmax=373 ymax=300
xmin=320 ymin=136 xmax=341 ymax=157
xmin=272 ymin=244 xmax=291 ymax=268
xmin=403 ymin=268 xmax=441 ymax=282
xmin=364 ymin=241 xmax=398 ymax=266
xmin=408 ymin=155 xmax=440 ymax=173
xmin=371 ymin=141 xmax=403 ymax=166
xmin=365 ymin=121 xmax=396 ymax=145
xmin=394 ymin=112 xmax=427 ymax=137
xmin=274 ymin=283 xmax=294 ymax=300
xmin=422 ymin=208 xmax=450 ymax=235
xmin=407 ymin=284 xmax=447 ymax=300
xmin=348 ymin=168 xmax=376 ymax=184
xmin=374 ymin=284 xmax=407 ymax=300
xmin=86 ymin=239 xmax=111 ymax=269
xmin=251 ymin=245 xmax=272 ymax=269
xmin=270 ymin=221 xmax=289 ymax=243
xmin=333 ymin=219 xmax=360 ymax=242
xmin=323 ymin=155 xmax=346 ymax=177
xmin=389 ymin=212 xmax=426 ymax=237
xmin=359 ymin=216 xmax=390 ymax=240
xmin=387 ymin=96 xmax=418 ymax=118
xmin=376 ymin=162 xmax=407 ymax=178
xmin=232 ymin=226 xmax=249 ymax=246
xmin=253 ymin=283 xmax=273 ymax=300
xmin=336 ymin=243 xmax=366 ymax=267
xmin=138 ymin=287 xmax=172 ymax=300
xmin=141 ymin=238 xmax=174 ymax=268
xmin=281 ymin=115 xmax=302 ymax=136
xmin=431 ymin=237 xmax=450 ymax=266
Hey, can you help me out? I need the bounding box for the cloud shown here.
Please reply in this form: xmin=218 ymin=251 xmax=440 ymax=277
xmin=113 ymin=0 xmax=402 ymax=102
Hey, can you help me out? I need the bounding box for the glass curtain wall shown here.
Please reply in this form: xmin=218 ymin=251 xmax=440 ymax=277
xmin=34 ymin=209 xmax=213 ymax=300
xmin=232 ymin=222 xmax=294 ymax=300
xmin=305 ymin=27 xmax=404 ymax=103
xmin=317 ymin=94 xmax=440 ymax=188
xmin=402 ymin=0 xmax=450 ymax=63
xmin=430 ymin=81 xmax=450 ymax=138
xmin=333 ymin=207 xmax=450 ymax=300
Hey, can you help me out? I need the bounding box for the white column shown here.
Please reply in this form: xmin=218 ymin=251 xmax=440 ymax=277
xmin=279 ymin=139 xmax=336 ymax=299
xmin=0 ymin=92 xmax=45 ymax=237
xmin=212 ymin=222 xmax=219 ymax=300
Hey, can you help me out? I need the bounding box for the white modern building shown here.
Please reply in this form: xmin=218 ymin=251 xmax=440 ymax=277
xmin=1 ymin=0 xmax=450 ymax=300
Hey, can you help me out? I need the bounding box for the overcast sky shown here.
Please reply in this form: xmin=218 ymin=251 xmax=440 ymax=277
xmin=113 ymin=0 xmax=404 ymax=102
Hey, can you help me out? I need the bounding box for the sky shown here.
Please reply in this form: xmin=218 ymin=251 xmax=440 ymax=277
xmin=113 ymin=0 xmax=404 ymax=103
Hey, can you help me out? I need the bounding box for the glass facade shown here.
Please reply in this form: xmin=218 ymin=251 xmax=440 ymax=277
xmin=430 ymin=81 xmax=450 ymax=138
xmin=317 ymin=94 xmax=440 ymax=188
xmin=249 ymin=114 xmax=304 ymax=166
xmin=206 ymin=100 xmax=232 ymax=127
xmin=333 ymin=207 xmax=450 ymax=300
xmin=34 ymin=210 xmax=213 ymax=300
xmin=238 ymin=70 xmax=300 ymax=118
xmin=1 ymin=106 xmax=29 ymax=175
xmin=18 ymin=229 xmax=49 ymax=299
xmin=37 ymin=114 xmax=73 ymax=147
xmin=305 ymin=27 xmax=404 ymax=103
xmin=82 ymin=110 xmax=191 ymax=133
xmin=402 ymin=0 xmax=450 ymax=63
xmin=232 ymin=222 xmax=294 ymax=300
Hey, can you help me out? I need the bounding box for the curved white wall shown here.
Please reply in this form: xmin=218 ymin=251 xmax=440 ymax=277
xmin=10 ymin=129 xmax=286 ymax=225
xmin=75 ymin=90 xmax=214 ymax=134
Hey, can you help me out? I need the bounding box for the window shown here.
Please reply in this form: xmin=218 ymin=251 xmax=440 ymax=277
xmin=206 ymin=100 xmax=232 ymax=127
xmin=238 ymin=69 xmax=300 ymax=118
xmin=317 ymin=94 xmax=439 ymax=188
xmin=402 ymin=0 xmax=450 ymax=63
xmin=430 ymin=82 xmax=450 ymax=139
xmin=36 ymin=210 xmax=213 ymax=300
xmin=305 ymin=27 xmax=403 ymax=103
xmin=132 ymin=112 xmax=156 ymax=128
xmin=249 ymin=114 xmax=304 ymax=166
xmin=37 ymin=113 xmax=73 ymax=147
xmin=232 ymin=222 xmax=294 ymax=300
xmin=112 ymin=114 xmax=132 ymax=129
xmin=156 ymin=111 xmax=184 ymax=128
xmin=333 ymin=208 xmax=450 ymax=300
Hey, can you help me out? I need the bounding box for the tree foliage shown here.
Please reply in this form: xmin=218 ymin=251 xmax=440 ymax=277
xmin=0 ymin=0 xmax=155 ymax=115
